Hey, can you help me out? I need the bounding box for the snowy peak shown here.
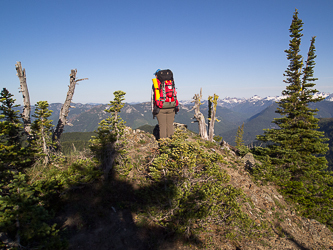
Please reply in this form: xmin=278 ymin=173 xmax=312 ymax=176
xmin=217 ymin=95 xmax=279 ymax=109
xmin=312 ymin=92 xmax=332 ymax=100
xmin=179 ymin=92 xmax=332 ymax=108
xmin=219 ymin=96 xmax=246 ymax=104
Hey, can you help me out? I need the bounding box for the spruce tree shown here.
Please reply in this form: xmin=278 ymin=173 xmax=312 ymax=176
xmin=235 ymin=123 xmax=249 ymax=156
xmin=31 ymin=101 xmax=55 ymax=165
xmin=0 ymin=89 xmax=21 ymax=144
xmin=257 ymin=9 xmax=333 ymax=227
xmin=0 ymin=88 xmax=31 ymax=174
xmin=90 ymin=91 xmax=126 ymax=174
xmin=235 ymin=123 xmax=245 ymax=149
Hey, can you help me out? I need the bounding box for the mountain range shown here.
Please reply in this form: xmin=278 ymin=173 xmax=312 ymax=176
xmin=16 ymin=92 xmax=333 ymax=146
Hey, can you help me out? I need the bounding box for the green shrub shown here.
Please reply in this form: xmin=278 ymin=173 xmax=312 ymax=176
xmin=139 ymin=129 xmax=265 ymax=243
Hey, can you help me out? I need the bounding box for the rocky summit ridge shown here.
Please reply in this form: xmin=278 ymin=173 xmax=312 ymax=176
xmin=64 ymin=127 xmax=333 ymax=250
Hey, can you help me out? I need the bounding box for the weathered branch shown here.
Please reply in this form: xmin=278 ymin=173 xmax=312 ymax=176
xmin=52 ymin=69 xmax=88 ymax=143
xmin=15 ymin=61 xmax=31 ymax=135
xmin=191 ymin=88 xmax=208 ymax=140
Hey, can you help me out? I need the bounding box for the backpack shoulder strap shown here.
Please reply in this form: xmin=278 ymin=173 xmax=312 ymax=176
xmin=160 ymin=81 xmax=166 ymax=102
xmin=171 ymin=80 xmax=177 ymax=101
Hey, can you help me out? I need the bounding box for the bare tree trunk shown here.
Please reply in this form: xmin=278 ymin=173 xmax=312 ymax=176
xmin=208 ymin=94 xmax=219 ymax=141
xmin=41 ymin=122 xmax=49 ymax=165
xmin=15 ymin=61 xmax=31 ymax=135
xmin=103 ymin=142 xmax=116 ymax=180
xmin=52 ymin=69 xmax=88 ymax=144
xmin=191 ymin=88 xmax=208 ymax=140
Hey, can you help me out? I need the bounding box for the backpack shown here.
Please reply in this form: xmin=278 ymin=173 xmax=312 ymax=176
xmin=154 ymin=69 xmax=178 ymax=109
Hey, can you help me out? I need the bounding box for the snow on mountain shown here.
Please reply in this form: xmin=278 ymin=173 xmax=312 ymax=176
xmin=219 ymin=96 xmax=246 ymax=104
xmin=179 ymin=92 xmax=332 ymax=108
xmin=178 ymin=100 xmax=193 ymax=105
xmin=327 ymin=95 xmax=333 ymax=102
xmin=312 ymin=92 xmax=331 ymax=100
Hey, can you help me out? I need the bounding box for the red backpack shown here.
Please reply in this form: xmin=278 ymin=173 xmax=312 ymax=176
xmin=155 ymin=70 xmax=178 ymax=109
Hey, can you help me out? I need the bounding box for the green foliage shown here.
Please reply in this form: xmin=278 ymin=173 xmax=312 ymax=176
xmin=208 ymin=94 xmax=220 ymax=141
xmin=0 ymin=90 xmax=62 ymax=248
xmin=90 ymin=91 xmax=126 ymax=167
xmin=0 ymin=171 xmax=67 ymax=249
xmin=213 ymin=135 xmax=222 ymax=142
xmin=0 ymin=88 xmax=102 ymax=248
xmin=235 ymin=123 xmax=249 ymax=156
xmin=254 ymin=10 xmax=333 ymax=230
xmin=0 ymin=88 xmax=22 ymax=145
xmin=60 ymin=132 xmax=96 ymax=142
xmin=33 ymin=158 xmax=101 ymax=190
xmin=318 ymin=118 xmax=333 ymax=171
xmin=208 ymin=94 xmax=220 ymax=122
xmin=235 ymin=123 xmax=244 ymax=148
xmin=60 ymin=140 xmax=91 ymax=155
xmin=0 ymin=88 xmax=32 ymax=174
xmin=0 ymin=157 xmax=101 ymax=249
xmin=59 ymin=132 xmax=95 ymax=154
xmin=142 ymin=129 xmax=264 ymax=242
xmin=31 ymin=101 xmax=57 ymax=164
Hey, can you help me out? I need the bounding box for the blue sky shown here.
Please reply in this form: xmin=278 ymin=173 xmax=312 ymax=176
xmin=1 ymin=0 xmax=332 ymax=105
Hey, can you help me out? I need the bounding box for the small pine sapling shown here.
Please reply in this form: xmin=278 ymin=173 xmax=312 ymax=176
xmin=31 ymin=101 xmax=56 ymax=165
xmin=90 ymin=90 xmax=126 ymax=177
xmin=235 ymin=123 xmax=248 ymax=156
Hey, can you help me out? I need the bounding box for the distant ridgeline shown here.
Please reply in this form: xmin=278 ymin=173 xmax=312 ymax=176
xmin=12 ymin=94 xmax=333 ymax=139
xmin=11 ymin=96 xmax=333 ymax=170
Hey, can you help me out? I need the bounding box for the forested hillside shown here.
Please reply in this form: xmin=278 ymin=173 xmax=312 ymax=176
xmin=221 ymin=101 xmax=333 ymax=146
xmin=60 ymin=132 xmax=95 ymax=154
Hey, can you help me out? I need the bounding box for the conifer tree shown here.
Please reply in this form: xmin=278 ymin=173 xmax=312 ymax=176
xmin=90 ymin=91 xmax=126 ymax=176
xmin=0 ymin=88 xmax=31 ymax=174
xmin=235 ymin=123 xmax=245 ymax=149
xmin=257 ymin=9 xmax=333 ymax=227
xmin=31 ymin=101 xmax=55 ymax=165
xmin=235 ymin=123 xmax=249 ymax=156
xmin=0 ymin=88 xmax=22 ymax=146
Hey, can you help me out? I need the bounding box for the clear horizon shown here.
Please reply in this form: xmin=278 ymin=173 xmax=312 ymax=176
xmin=1 ymin=0 xmax=332 ymax=105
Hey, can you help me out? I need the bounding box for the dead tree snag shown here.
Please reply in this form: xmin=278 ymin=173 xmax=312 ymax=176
xmin=15 ymin=61 xmax=31 ymax=135
xmin=191 ymin=88 xmax=208 ymax=140
xmin=52 ymin=69 xmax=88 ymax=143
xmin=208 ymin=94 xmax=219 ymax=141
